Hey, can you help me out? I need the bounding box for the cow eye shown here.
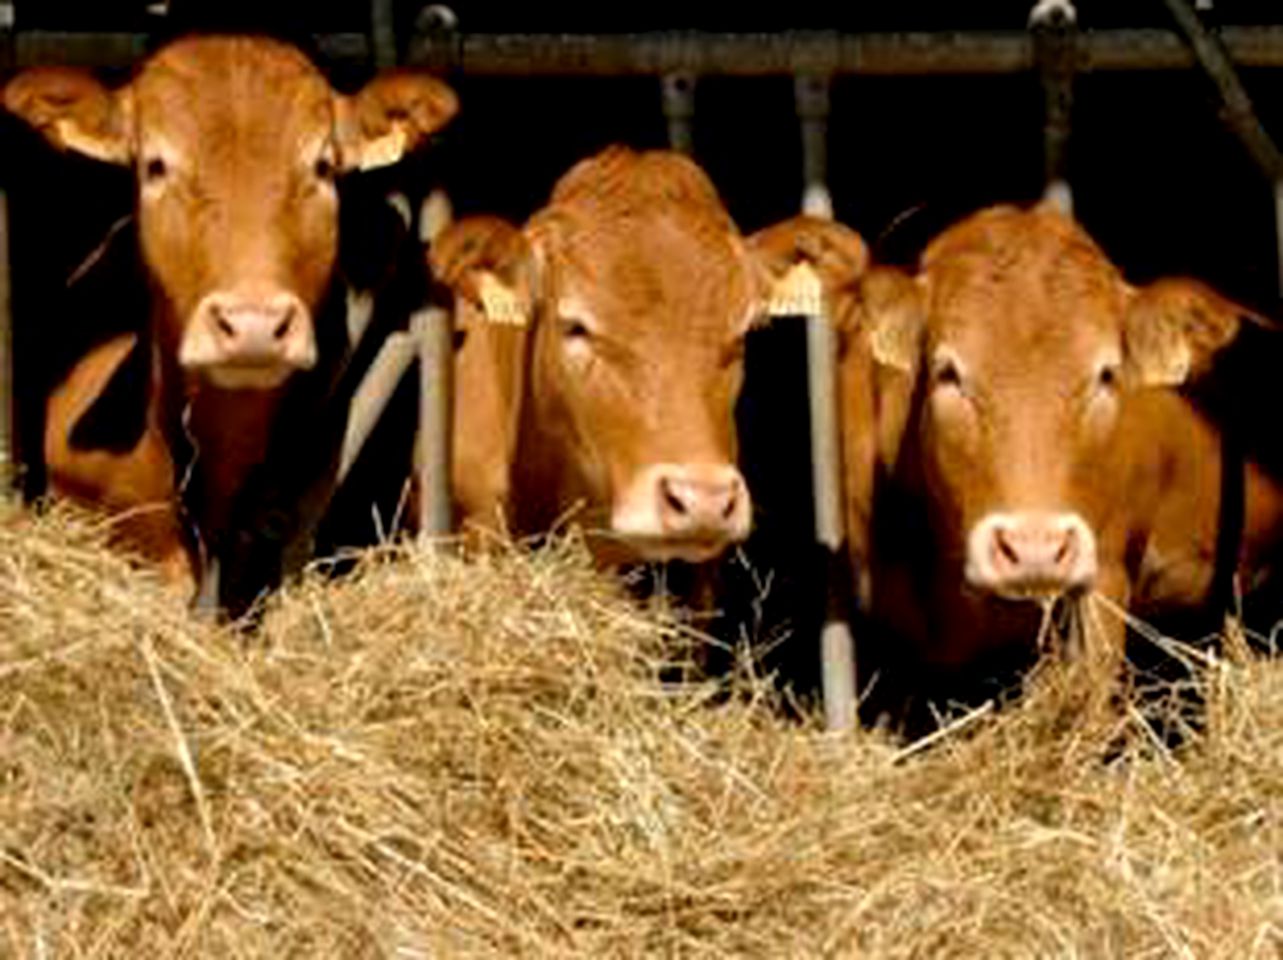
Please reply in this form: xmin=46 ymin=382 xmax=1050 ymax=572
xmin=561 ymin=318 xmax=592 ymax=341
xmin=143 ymin=157 xmax=168 ymax=182
xmin=313 ymin=156 xmax=335 ymax=181
xmin=1097 ymin=363 xmax=1120 ymax=390
xmin=934 ymin=359 xmax=963 ymax=389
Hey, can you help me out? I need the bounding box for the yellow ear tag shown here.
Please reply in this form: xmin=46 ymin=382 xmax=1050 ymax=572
xmin=477 ymin=273 xmax=528 ymax=327
xmin=358 ymin=122 xmax=408 ymax=171
xmin=768 ymin=262 xmax=825 ymax=318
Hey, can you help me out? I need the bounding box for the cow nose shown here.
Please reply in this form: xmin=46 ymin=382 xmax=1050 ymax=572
xmin=210 ymin=298 xmax=296 ymax=351
xmin=181 ymin=291 xmax=317 ymax=379
xmin=965 ymin=511 xmax=1097 ymax=597
xmin=658 ymin=469 xmax=744 ymax=527
xmin=611 ymin=463 xmax=752 ymax=561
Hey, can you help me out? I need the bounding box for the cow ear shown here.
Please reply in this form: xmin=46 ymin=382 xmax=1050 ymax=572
xmin=860 ymin=267 xmax=925 ymax=373
xmin=747 ymin=215 xmax=870 ymax=324
xmin=4 ymin=67 xmax=134 ymax=164
xmin=1124 ymin=278 xmax=1256 ymax=386
xmin=429 ymin=216 xmax=536 ymax=328
xmin=335 ymin=72 xmax=458 ymax=172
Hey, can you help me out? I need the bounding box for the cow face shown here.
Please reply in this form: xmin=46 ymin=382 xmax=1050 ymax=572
xmin=529 ymin=207 xmax=759 ymax=563
xmin=6 ymin=36 xmax=457 ymax=390
xmin=869 ymin=204 xmax=1246 ymax=602
xmin=434 ymin=150 xmax=783 ymax=563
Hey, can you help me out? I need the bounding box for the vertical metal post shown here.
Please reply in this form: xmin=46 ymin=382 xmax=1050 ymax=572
xmin=1031 ymin=0 xmax=1078 ymax=215
xmin=1163 ymin=0 xmax=1283 ymax=296
xmin=370 ymin=0 xmax=398 ymax=68
xmin=0 ymin=5 xmax=14 ymax=494
xmin=0 ymin=188 xmax=11 ymax=495
xmin=0 ymin=188 xmax=14 ymax=494
xmin=414 ymin=306 xmax=453 ymax=537
xmin=1274 ymin=180 xmax=1283 ymax=301
xmin=662 ymin=72 xmax=697 ymax=155
xmin=796 ymin=73 xmax=857 ymax=732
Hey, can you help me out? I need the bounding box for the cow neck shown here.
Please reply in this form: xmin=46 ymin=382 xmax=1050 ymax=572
xmin=158 ymin=349 xmax=288 ymax=550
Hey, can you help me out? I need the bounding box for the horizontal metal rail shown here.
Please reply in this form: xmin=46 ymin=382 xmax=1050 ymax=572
xmin=404 ymin=27 xmax=1283 ymax=75
xmin=0 ymin=31 xmax=369 ymax=68
xmin=6 ymin=27 xmax=1283 ymax=73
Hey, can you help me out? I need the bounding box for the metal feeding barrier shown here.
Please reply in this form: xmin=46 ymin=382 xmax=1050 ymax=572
xmin=0 ymin=0 xmax=1280 ymax=726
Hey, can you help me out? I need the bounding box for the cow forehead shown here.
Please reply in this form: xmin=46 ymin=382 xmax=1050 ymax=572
xmin=925 ymin=210 xmax=1127 ymax=365
xmin=546 ymin=211 xmax=758 ymax=335
xmin=133 ymin=37 xmax=332 ymax=148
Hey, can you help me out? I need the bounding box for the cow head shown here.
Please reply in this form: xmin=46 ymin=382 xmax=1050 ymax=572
xmin=867 ymin=203 xmax=1249 ymax=602
xmin=6 ymin=35 xmax=457 ymax=390
xmin=434 ymin=149 xmax=813 ymax=563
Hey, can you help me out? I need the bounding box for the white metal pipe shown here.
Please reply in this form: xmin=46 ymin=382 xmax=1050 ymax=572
xmin=414 ymin=305 xmax=454 ymax=537
xmin=337 ymin=331 xmax=418 ymax=486
xmin=795 ymin=72 xmax=857 ymax=732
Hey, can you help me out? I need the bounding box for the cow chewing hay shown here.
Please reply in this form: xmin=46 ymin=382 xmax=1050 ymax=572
xmin=1 ymin=502 xmax=1282 ymax=956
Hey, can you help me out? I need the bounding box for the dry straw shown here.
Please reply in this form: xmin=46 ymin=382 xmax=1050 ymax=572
xmin=1 ymin=501 xmax=1281 ymax=957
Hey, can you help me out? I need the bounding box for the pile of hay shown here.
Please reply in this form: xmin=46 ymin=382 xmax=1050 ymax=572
xmin=2 ymin=503 xmax=1281 ymax=957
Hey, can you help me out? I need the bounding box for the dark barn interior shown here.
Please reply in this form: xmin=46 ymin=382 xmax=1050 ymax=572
xmin=5 ymin=0 xmax=1283 ymax=713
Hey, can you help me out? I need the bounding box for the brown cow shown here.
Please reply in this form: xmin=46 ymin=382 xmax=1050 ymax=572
xmin=753 ymin=205 xmax=1283 ymax=721
xmin=431 ymin=147 xmax=852 ymax=565
xmin=6 ymin=35 xmax=457 ymax=589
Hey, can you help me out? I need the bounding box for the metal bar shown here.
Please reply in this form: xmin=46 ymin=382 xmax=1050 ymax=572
xmin=193 ymin=558 xmax=220 ymax=621
xmin=1275 ymin=180 xmax=1283 ymax=300
xmin=402 ymin=27 xmax=1283 ymax=76
xmin=370 ymin=0 xmax=397 ymax=68
xmin=337 ymin=331 xmax=418 ymax=486
xmin=1163 ymin=0 xmax=1283 ymax=178
xmin=7 ymin=27 xmax=1283 ymax=73
xmin=794 ymin=74 xmax=857 ymax=733
xmin=414 ymin=306 xmax=453 ymax=537
xmin=809 ymin=304 xmax=856 ymax=733
xmin=662 ymin=72 xmax=697 ymax=154
xmin=796 ymin=74 xmax=829 ymax=196
xmin=1031 ymin=2 xmax=1078 ymax=214
xmin=8 ymin=31 xmax=369 ymax=67
xmin=1162 ymin=0 xmax=1283 ymax=297
xmin=0 ymin=189 xmax=13 ymax=493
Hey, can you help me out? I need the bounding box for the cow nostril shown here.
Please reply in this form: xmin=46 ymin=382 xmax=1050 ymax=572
xmin=994 ymin=529 xmax=1021 ymax=568
xmin=213 ymin=311 xmax=236 ymax=340
xmin=661 ymin=480 xmax=688 ymax=517
xmin=720 ymin=484 xmax=738 ymax=519
xmin=273 ymin=311 xmax=295 ymax=341
xmin=1055 ymin=528 xmax=1076 ymax=566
